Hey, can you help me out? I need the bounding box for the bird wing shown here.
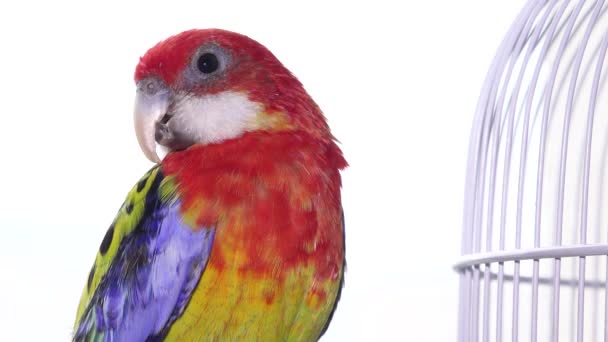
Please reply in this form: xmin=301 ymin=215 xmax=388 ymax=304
xmin=73 ymin=166 xmax=215 ymax=342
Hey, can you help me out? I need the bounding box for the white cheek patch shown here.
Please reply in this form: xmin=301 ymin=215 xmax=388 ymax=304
xmin=171 ymin=91 xmax=262 ymax=145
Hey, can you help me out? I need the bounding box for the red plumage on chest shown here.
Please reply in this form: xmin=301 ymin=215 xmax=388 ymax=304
xmin=161 ymin=131 xmax=347 ymax=281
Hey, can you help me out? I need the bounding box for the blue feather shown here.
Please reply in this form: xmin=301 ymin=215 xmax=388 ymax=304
xmin=74 ymin=171 xmax=215 ymax=342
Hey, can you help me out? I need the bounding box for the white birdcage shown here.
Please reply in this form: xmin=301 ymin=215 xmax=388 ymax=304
xmin=455 ymin=1 xmax=608 ymax=341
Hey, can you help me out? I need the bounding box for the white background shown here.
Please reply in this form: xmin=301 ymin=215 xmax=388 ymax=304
xmin=0 ymin=1 xmax=524 ymax=340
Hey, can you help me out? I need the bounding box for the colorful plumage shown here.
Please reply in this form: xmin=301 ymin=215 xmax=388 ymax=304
xmin=73 ymin=29 xmax=347 ymax=341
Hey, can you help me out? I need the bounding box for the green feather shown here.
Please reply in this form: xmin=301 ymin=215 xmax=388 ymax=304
xmin=73 ymin=166 xmax=166 ymax=329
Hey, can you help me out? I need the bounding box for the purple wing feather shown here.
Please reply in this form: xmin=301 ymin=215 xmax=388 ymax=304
xmin=74 ymin=171 xmax=215 ymax=342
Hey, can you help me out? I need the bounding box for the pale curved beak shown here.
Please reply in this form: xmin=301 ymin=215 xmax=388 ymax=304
xmin=134 ymin=78 xmax=171 ymax=163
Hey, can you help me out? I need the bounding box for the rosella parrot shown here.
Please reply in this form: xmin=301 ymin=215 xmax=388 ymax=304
xmin=73 ymin=29 xmax=347 ymax=341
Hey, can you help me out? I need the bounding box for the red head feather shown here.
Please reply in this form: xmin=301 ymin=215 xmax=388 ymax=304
xmin=135 ymin=29 xmax=331 ymax=140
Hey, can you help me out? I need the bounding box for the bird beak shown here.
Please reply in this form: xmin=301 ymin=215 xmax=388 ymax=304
xmin=134 ymin=78 xmax=171 ymax=163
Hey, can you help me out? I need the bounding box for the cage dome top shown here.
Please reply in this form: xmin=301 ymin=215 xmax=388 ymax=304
xmin=457 ymin=1 xmax=608 ymax=341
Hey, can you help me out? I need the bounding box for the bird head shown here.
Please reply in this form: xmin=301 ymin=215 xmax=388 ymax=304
xmin=134 ymin=29 xmax=330 ymax=163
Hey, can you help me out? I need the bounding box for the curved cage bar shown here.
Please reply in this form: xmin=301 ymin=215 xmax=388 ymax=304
xmin=457 ymin=0 xmax=608 ymax=341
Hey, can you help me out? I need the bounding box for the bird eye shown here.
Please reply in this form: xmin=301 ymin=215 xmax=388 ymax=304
xmin=197 ymin=53 xmax=219 ymax=74
xmin=186 ymin=44 xmax=230 ymax=84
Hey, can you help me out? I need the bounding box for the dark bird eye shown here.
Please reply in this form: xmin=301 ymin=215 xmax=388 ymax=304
xmin=186 ymin=44 xmax=230 ymax=84
xmin=197 ymin=53 xmax=219 ymax=74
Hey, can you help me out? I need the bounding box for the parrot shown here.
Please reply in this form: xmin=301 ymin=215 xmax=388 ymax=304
xmin=72 ymin=29 xmax=347 ymax=341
